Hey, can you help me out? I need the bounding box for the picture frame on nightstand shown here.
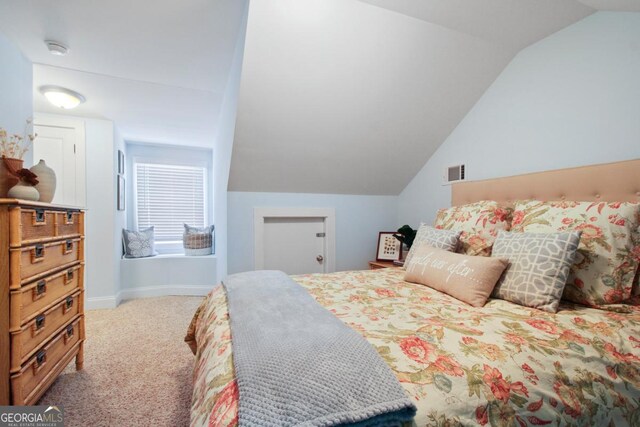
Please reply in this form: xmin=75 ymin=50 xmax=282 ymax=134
xmin=376 ymin=231 xmax=402 ymax=262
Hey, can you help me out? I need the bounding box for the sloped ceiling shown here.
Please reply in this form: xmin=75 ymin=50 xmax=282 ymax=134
xmin=576 ymin=0 xmax=640 ymax=11
xmin=0 ymin=0 xmax=248 ymax=147
xmin=229 ymin=0 xmax=600 ymax=195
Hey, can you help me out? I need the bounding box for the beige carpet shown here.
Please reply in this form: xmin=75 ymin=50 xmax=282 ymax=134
xmin=38 ymin=296 xmax=203 ymax=427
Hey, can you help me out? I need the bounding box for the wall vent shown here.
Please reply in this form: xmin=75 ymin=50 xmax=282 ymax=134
xmin=443 ymin=164 xmax=465 ymax=185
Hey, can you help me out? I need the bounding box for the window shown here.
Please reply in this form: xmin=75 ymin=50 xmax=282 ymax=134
xmin=134 ymin=162 xmax=208 ymax=252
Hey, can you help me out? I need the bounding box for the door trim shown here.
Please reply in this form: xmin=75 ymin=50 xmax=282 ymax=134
xmin=254 ymin=207 xmax=336 ymax=273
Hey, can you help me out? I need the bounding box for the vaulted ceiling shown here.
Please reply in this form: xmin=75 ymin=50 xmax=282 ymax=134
xmin=0 ymin=0 xmax=637 ymax=193
xmin=228 ymin=0 xmax=635 ymax=195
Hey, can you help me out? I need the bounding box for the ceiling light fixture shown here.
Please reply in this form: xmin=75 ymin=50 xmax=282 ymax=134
xmin=45 ymin=40 xmax=69 ymax=56
xmin=39 ymin=86 xmax=86 ymax=109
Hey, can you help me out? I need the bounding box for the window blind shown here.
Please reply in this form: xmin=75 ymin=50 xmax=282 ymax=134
xmin=135 ymin=162 xmax=207 ymax=241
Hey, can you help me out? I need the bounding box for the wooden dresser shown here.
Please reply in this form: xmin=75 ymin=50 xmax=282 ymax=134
xmin=0 ymin=199 xmax=85 ymax=405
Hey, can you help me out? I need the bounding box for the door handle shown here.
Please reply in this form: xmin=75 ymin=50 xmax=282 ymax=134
xmin=316 ymin=255 xmax=324 ymax=263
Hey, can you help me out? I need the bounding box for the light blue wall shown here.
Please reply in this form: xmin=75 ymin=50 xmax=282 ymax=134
xmin=228 ymin=191 xmax=399 ymax=274
xmin=113 ymin=128 xmax=126 ymax=295
xmin=0 ymin=31 xmax=33 ymax=164
xmin=214 ymin=2 xmax=249 ymax=284
xmin=82 ymin=118 xmax=118 ymax=303
xmin=398 ymin=12 xmax=640 ymax=226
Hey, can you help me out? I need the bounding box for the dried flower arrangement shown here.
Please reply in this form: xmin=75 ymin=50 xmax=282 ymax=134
xmin=0 ymin=119 xmax=37 ymax=160
xmin=13 ymin=168 xmax=39 ymax=186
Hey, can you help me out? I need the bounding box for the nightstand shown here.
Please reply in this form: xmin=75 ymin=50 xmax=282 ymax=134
xmin=369 ymin=261 xmax=397 ymax=270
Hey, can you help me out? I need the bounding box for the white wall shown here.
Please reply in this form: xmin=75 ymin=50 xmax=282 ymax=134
xmin=228 ymin=191 xmax=399 ymax=274
xmin=230 ymin=0 xmax=514 ymax=196
xmin=398 ymin=12 xmax=640 ymax=227
xmin=120 ymin=255 xmax=215 ymax=299
xmin=214 ymin=2 xmax=249 ymax=284
xmin=0 ymin=31 xmax=33 ymax=164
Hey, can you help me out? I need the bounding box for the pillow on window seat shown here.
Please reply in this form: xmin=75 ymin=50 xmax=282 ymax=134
xmin=183 ymin=224 xmax=214 ymax=256
xmin=122 ymin=226 xmax=157 ymax=258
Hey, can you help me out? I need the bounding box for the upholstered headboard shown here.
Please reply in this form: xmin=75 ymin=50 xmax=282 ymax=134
xmin=452 ymin=159 xmax=640 ymax=206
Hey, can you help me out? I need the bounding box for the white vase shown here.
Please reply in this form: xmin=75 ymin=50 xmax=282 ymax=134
xmin=8 ymin=179 xmax=40 ymax=201
xmin=30 ymin=159 xmax=56 ymax=203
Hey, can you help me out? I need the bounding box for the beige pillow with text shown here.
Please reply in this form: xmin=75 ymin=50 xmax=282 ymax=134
xmin=404 ymin=245 xmax=508 ymax=307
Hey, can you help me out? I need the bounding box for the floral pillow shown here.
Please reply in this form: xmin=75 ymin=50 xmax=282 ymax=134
xmin=511 ymin=200 xmax=640 ymax=306
xmin=434 ymin=201 xmax=512 ymax=257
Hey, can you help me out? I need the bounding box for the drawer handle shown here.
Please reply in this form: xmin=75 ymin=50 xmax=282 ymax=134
xmin=34 ymin=209 xmax=46 ymax=224
xmin=32 ymin=244 xmax=45 ymax=262
xmin=33 ymin=350 xmax=47 ymax=374
xmin=32 ymin=280 xmax=47 ymax=301
xmin=64 ymin=269 xmax=74 ymax=284
xmin=66 ymin=211 xmax=74 ymax=224
xmin=64 ymin=296 xmax=74 ymax=313
xmin=35 ymin=314 xmax=45 ymax=329
xmin=64 ymin=240 xmax=74 ymax=254
xmin=64 ymin=324 xmax=75 ymax=344
xmin=32 ymin=314 xmax=46 ymax=337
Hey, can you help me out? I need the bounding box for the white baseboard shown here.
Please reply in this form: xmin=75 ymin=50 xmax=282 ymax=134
xmin=85 ymin=295 xmax=119 ymax=310
xmin=118 ymin=285 xmax=212 ymax=301
xmin=86 ymin=285 xmax=211 ymax=310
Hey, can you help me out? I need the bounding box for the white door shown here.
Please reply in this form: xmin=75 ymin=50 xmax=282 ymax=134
xmin=262 ymin=217 xmax=326 ymax=274
xmin=32 ymin=118 xmax=86 ymax=207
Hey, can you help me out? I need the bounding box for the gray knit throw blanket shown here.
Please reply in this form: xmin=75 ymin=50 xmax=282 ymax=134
xmin=223 ymin=270 xmax=417 ymax=427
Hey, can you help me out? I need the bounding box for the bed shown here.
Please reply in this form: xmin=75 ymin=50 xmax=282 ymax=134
xmin=186 ymin=159 xmax=640 ymax=427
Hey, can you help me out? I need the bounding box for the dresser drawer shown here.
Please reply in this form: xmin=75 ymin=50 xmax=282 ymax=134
xmin=9 ymin=207 xmax=83 ymax=247
xmin=55 ymin=211 xmax=83 ymax=240
xmin=10 ymin=291 xmax=82 ymax=372
xmin=11 ymin=317 xmax=82 ymax=405
xmin=11 ymin=208 xmax=57 ymax=246
xmin=10 ymin=264 xmax=82 ymax=329
xmin=10 ymin=238 xmax=83 ymax=287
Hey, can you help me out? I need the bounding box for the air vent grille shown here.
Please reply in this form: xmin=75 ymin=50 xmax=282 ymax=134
xmin=443 ymin=164 xmax=466 ymax=185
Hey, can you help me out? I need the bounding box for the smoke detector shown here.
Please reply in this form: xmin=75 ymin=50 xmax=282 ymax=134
xmin=45 ymin=40 xmax=69 ymax=56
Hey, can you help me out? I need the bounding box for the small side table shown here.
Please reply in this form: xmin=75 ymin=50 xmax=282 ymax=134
xmin=369 ymin=260 xmax=397 ymax=270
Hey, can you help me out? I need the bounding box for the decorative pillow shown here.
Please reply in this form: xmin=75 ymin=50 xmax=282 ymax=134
xmin=511 ymin=200 xmax=640 ymax=306
xmin=122 ymin=226 xmax=156 ymax=258
xmin=404 ymin=245 xmax=508 ymax=307
xmin=491 ymin=231 xmax=582 ymax=312
xmin=403 ymin=223 xmax=461 ymax=267
xmin=434 ymin=201 xmax=512 ymax=257
xmin=183 ymin=224 xmax=215 ymax=256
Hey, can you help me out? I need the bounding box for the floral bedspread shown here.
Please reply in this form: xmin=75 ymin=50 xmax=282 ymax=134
xmin=187 ymin=268 xmax=640 ymax=427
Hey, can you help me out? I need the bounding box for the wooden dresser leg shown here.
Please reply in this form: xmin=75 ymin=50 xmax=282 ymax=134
xmin=75 ymin=342 xmax=84 ymax=370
